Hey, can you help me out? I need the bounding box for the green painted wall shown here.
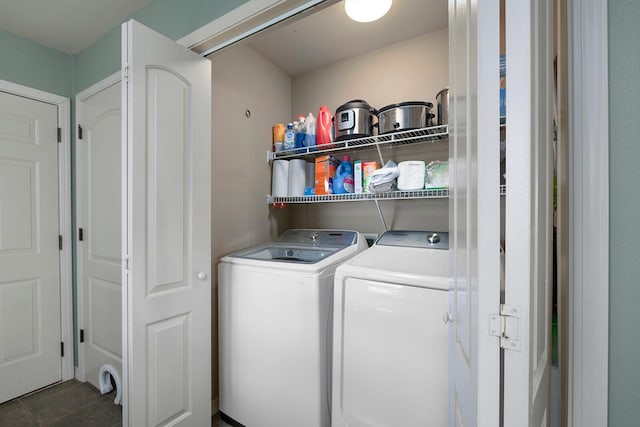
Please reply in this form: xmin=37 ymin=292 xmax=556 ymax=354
xmin=608 ymin=0 xmax=640 ymax=425
xmin=0 ymin=28 xmax=72 ymax=97
xmin=74 ymin=0 xmax=248 ymax=93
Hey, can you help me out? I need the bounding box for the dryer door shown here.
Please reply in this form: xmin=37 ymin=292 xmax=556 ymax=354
xmin=332 ymin=276 xmax=448 ymax=427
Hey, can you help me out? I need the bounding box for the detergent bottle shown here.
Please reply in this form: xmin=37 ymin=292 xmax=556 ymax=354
xmin=304 ymin=112 xmax=316 ymax=147
xmin=294 ymin=115 xmax=306 ymax=148
xmin=316 ymin=105 xmax=332 ymax=145
xmin=333 ymin=156 xmax=354 ymax=194
xmin=283 ymin=123 xmax=295 ymax=150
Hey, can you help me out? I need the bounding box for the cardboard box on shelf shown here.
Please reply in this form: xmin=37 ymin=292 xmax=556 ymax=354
xmin=314 ymin=155 xmax=340 ymax=195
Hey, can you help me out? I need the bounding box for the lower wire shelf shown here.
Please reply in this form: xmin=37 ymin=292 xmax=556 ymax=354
xmin=267 ymin=186 xmax=506 ymax=205
xmin=268 ymin=189 xmax=449 ymax=205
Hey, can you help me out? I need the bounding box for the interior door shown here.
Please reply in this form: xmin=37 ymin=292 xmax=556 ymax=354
xmin=447 ymin=0 xmax=501 ymax=425
xmin=503 ymin=0 xmax=553 ymax=424
xmin=121 ymin=20 xmax=212 ymax=426
xmin=77 ymin=79 xmax=122 ymax=391
xmin=0 ymin=91 xmax=61 ymax=402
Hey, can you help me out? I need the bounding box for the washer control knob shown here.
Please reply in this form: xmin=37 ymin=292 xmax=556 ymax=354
xmin=310 ymin=232 xmax=319 ymax=242
xmin=196 ymin=272 xmax=207 ymax=281
xmin=427 ymin=233 xmax=441 ymax=244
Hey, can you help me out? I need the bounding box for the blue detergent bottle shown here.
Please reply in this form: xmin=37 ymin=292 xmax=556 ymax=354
xmin=333 ymin=156 xmax=355 ymax=194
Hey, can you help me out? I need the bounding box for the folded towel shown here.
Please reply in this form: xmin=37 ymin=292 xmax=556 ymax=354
xmin=368 ymin=160 xmax=399 ymax=193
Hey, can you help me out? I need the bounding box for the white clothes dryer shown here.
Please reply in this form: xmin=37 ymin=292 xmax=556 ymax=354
xmin=331 ymin=230 xmax=450 ymax=427
xmin=218 ymin=229 xmax=367 ymax=427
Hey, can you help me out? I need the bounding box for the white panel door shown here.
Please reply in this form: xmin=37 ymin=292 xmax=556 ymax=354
xmin=0 ymin=90 xmax=61 ymax=402
xmin=447 ymin=0 xmax=501 ymax=426
xmin=503 ymin=0 xmax=553 ymax=424
xmin=122 ymin=20 xmax=211 ymax=427
xmin=77 ymin=79 xmax=123 ymax=391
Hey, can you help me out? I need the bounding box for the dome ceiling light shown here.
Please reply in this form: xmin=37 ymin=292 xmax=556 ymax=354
xmin=344 ymin=0 xmax=393 ymax=23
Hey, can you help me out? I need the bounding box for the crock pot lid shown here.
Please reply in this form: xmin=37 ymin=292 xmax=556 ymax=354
xmin=336 ymin=99 xmax=373 ymax=111
xmin=378 ymin=101 xmax=434 ymax=113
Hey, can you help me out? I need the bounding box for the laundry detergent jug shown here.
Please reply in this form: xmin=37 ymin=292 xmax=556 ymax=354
xmin=316 ymin=105 xmax=333 ymax=145
xmin=333 ymin=156 xmax=354 ymax=194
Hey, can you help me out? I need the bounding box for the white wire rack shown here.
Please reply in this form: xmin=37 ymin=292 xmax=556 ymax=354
xmin=268 ymin=189 xmax=448 ymax=205
xmin=268 ymin=186 xmax=506 ymax=205
xmin=267 ymin=125 xmax=448 ymax=161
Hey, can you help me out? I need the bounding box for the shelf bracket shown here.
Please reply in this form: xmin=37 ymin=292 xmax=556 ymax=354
xmin=267 ymin=150 xmax=275 ymax=163
xmin=375 ymin=139 xmax=385 ymax=166
xmin=374 ymin=199 xmax=388 ymax=232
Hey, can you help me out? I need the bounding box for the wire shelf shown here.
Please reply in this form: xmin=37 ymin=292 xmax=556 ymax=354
xmin=267 ymin=125 xmax=448 ymax=161
xmin=268 ymin=185 xmax=505 ymax=205
xmin=268 ymin=189 xmax=450 ymax=205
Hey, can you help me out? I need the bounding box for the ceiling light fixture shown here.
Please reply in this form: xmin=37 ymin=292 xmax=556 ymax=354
xmin=344 ymin=0 xmax=393 ymax=23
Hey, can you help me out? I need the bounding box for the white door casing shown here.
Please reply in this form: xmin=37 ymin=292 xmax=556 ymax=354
xmin=76 ymin=74 xmax=122 ymax=391
xmin=121 ymin=19 xmax=212 ymax=427
xmin=447 ymin=0 xmax=501 ymax=425
xmin=0 ymin=91 xmax=61 ymax=402
xmin=503 ymin=0 xmax=553 ymax=425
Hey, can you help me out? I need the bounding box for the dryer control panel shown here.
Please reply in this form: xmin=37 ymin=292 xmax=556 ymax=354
xmin=376 ymin=230 xmax=449 ymax=250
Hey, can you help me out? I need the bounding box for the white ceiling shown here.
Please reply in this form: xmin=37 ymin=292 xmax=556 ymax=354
xmin=0 ymin=0 xmax=151 ymax=54
xmin=246 ymin=0 xmax=448 ymax=77
xmin=0 ymin=0 xmax=447 ymax=61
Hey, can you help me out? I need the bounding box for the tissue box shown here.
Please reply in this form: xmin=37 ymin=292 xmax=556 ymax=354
xmin=425 ymin=160 xmax=449 ymax=190
xmin=397 ymin=161 xmax=426 ymax=190
xmin=314 ymin=155 xmax=340 ymax=195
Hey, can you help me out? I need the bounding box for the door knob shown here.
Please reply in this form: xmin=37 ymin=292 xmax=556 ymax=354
xmin=196 ymin=272 xmax=208 ymax=280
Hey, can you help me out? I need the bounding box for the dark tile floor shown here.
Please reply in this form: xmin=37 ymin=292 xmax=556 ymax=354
xmin=0 ymin=380 xmax=121 ymax=427
xmin=0 ymin=380 xmax=232 ymax=427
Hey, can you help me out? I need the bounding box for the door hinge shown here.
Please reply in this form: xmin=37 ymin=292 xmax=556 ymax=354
xmin=60 ymin=342 xmax=64 ymax=357
xmin=78 ymin=228 xmax=84 ymax=241
xmin=80 ymin=329 xmax=85 ymax=343
xmin=57 ymin=127 xmax=62 ymax=143
xmin=123 ymin=64 xmax=130 ymax=84
xmin=78 ymin=125 xmax=83 ymax=140
xmin=489 ymin=304 xmax=521 ymax=351
xmin=124 ymin=255 xmax=131 ymax=274
xmin=59 ymin=235 xmax=63 ymax=250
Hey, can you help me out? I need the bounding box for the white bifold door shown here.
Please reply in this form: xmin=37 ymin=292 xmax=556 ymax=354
xmin=0 ymin=91 xmax=61 ymax=403
xmin=121 ymin=20 xmax=212 ymax=427
xmin=76 ymin=78 xmax=123 ymax=392
xmin=448 ymin=0 xmax=553 ymax=425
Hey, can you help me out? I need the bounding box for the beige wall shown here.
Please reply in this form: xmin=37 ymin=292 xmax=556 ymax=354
xmin=292 ymin=28 xmax=448 ymax=120
xmin=210 ymin=43 xmax=292 ymax=399
xmin=290 ymin=28 xmax=449 ymax=234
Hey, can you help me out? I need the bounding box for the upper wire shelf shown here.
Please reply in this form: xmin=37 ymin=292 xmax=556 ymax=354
xmin=267 ymin=125 xmax=448 ymax=161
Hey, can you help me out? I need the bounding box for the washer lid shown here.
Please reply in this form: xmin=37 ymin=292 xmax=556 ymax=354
xmin=234 ymin=244 xmax=343 ymax=264
xmin=375 ymin=230 xmax=449 ymax=250
xmin=227 ymin=229 xmax=363 ymax=264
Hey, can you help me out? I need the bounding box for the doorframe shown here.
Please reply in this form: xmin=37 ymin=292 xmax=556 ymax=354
xmin=567 ymin=0 xmax=609 ymax=425
xmin=176 ymin=0 xmax=611 ymax=423
xmin=0 ymin=79 xmax=73 ymax=382
xmin=74 ymin=71 xmax=122 ymax=382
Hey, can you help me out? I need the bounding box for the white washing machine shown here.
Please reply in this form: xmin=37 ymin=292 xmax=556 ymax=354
xmin=218 ymin=229 xmax=368 ymax=427
xmin=331 ymin=230 xmax=450 ymax=427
